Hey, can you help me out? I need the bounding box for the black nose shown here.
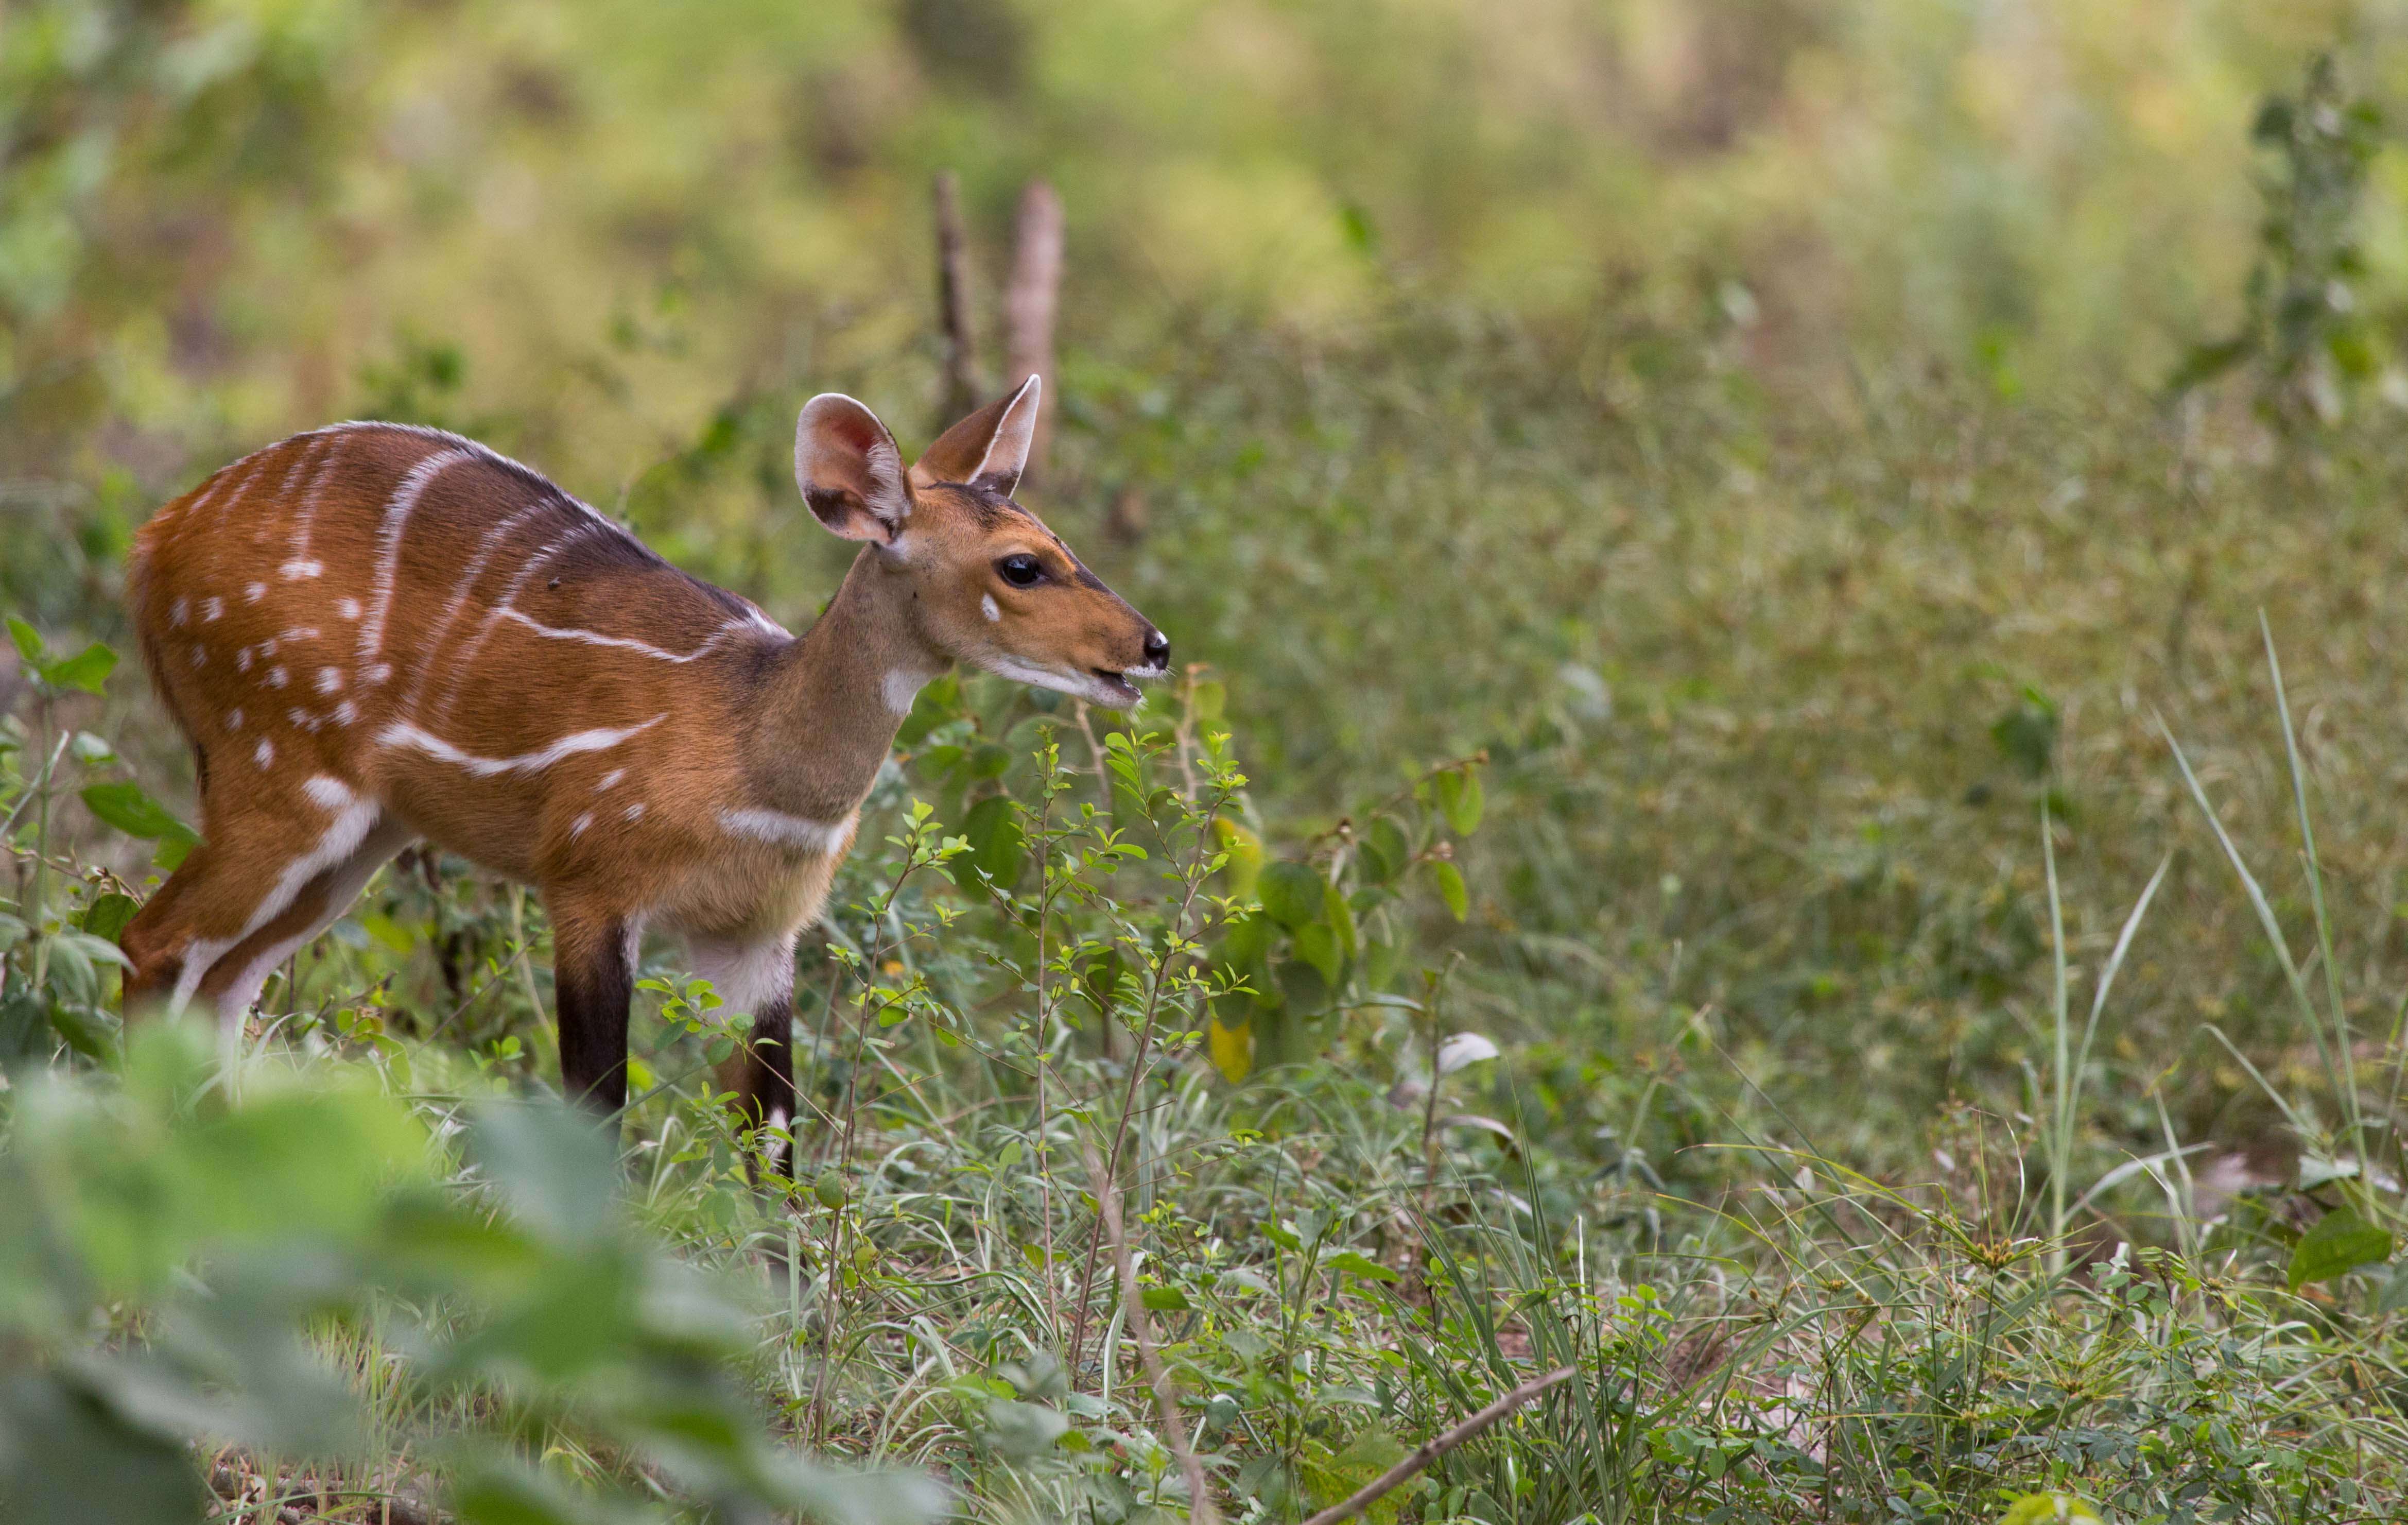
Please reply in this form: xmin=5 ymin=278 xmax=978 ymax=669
xmin=1143 ymin=629 xmax=1170 ymax=670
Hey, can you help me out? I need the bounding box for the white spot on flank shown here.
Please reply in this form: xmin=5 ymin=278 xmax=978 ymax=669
xmin=365 ymin=663 xmax=392 ymax=685
xmin=288 ymin=709 xmax=318 ymax=731
xmin=337 ymin=598 xmax=361 ymax=621
xmin=260 ymin=639 xmax=280 ymax=657
xmin=226 ymin=709 xmax=243 ymax=731
xmin=359 ymin=448 xmax=476 ymax=670
xmin=315 ymin=667 xmax=343 ymax=694
xmin=236 ymin=647 xmax=254 ymax=673
xmin=188 ymin=646 xmax=206 ymax=668
xmin=718 ymin=807 xmax=854 ymax=854
xmin=202 ymin=597 xmax=224 ymax=623
xmin=266 ymin=666 xmax=289 ymax=689
xmin=281 ymin=627 xmax=320 ymax=643
xmin=622 ymin=803 xmax=645 ymax=823
xmin=302 ymin=776 xmax=354 ymax=812
xmin=279 ymin=560 xmax=324 ymax=579
xmin=570 ymin=812 xmax=594 ymax=839
xmin=332 ymin=700 xmax=357 ymax=726
xmin=982 ymin=593 xmax=1001 ymax=623
xmin=254 ymin=739 xmax=275 ymax=769
xmin=596 ymin=768 xmax=625 ymax=792
xmin=245 ymin=582 xmax=266 ymax=603
xmin=170 ymin=598 xmax=189 ymax=628
xmin=376 ymin=713 xmax=665 ymax=777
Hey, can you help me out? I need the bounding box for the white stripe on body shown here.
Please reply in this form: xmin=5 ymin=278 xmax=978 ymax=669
xmin=356 ymin=448 xmax=477 ymax=676
xmin=496 ymin=608 xmax=751 ymax=665
xmin=398 ymin=497 xmax=561 ymax=716
xmin=718 ymin=807 xmax=855 ymax=854
xmin=376 ymin=713 xmax=665 ymax=778
xmin=427 ymin=518 xmax=612 ymax=723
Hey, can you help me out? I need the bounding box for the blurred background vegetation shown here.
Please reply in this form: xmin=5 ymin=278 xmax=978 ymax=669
xmin=15 ymin=1 xmax=2408 ymax=1520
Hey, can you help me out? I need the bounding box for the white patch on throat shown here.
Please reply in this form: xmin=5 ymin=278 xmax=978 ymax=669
xmin=981 ymin=593 xmax=1001 ymax=623
xmin=882 ymin=668 xmax=931 ymax=715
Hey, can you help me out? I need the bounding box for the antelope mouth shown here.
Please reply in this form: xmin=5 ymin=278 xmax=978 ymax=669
xmin=1089 ymin=669 xmax=1144 ymax=707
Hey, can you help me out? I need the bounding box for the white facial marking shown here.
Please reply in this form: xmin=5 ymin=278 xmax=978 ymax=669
xmin=279 ymin=560 xmax=324 ymax=580
xmin=337 ymin=598 xmax=361 ymax=621
xmin=376 ymin=713 xmax=664 ymax=777
xmin=596 ymin=768 xmax=625 ymax=792
xmin=302 ymin=775 xmax=354 ymax=812
xmin=982 ymin=593 xmax=1001 ymax=623
xmin=202 ymin=597 xmax=224 ymax=623
xmin=570 ymin=812 xmax=593 ymax=839
xmin=170 ymin=598 xmax=190 ymax=628
xmin=718 ymin=807 xmax=854 ymax=854
xmin=254 ymin=739 xmax=275 ymax=769
xmin=245 ymin=582 xmax=266 ymax=603
xmin=314 ymin=668 xmax=343 ymax=695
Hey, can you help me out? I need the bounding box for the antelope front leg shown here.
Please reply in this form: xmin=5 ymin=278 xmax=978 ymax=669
xmin=550 ymin=904 xmax=636 ymax=1117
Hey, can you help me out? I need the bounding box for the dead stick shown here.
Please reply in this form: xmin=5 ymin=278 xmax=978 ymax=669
xmin=933 ymin=170 xmax=982 ymax=420
xmin=1004 ymin=179 xmax=1063 ymax=483
xmin=1086 ymin=1142 xmax=1219 ymax=1525
xmin=1298 ymin=1364 xmax=1578 ymax=1525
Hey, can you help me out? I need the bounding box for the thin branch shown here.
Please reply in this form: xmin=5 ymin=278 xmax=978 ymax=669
xmin=933 ymin=170 xmax=982 ymax=421
xmin=1086 ymin=1142 xmax=1219 ymax=1525
xmin=1299 ymin=1364 xmax=1578 ymax=1525
xmin=1004 ymin=179 xmax=1063 ymax=483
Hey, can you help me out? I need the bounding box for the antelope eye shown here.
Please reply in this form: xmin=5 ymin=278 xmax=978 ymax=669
xmin=997 ymin=554 xmax=1043 ymax=588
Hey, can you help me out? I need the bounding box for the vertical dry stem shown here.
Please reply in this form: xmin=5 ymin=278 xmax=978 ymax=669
xmin=1005 ymin=180 xmax=1063 ymax=481
xmin=933 ymin=170 xmax=982 ymax=420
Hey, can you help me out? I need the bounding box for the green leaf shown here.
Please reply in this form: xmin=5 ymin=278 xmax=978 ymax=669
xmin=1361 ymin=816 xmax=1411 ymax=882
xmin=1426 ymin=860 xmax=1468 ymax=921
xmin=1259 ymin=861 xmax=1323 ymax=930
xmin=6 ymin=618 xmax=43 ymax=664
xmin=39 ymin=643 xmax=116 ymax=696
xmin=78 ymin=894 xmax=139 ymax=944
xmin=949 ymin=795 xmax=1025 ymax=893
xmin=2376 ymin=1259 xmax=2408 ymax=1315
xmin=1140 ymin=1285 xmax=1190 ymax=1312
xmin=1436 ymin=766 xmax=1483 ymax=834
xmin=1293 ymin=922 xmax=1343 ymax=988
xmin=1998 ymin=1493 xmax=2103 ymax=1525
xmin=1322 ymin=881 xmax=1358 ymax=962
xmin=2288 ymin=1206 xmax=2394 ymax=1290
xmin=79 ymin=782 xmax=196 ymax=845
xmin=1322 ymin=1250 xmax=1399 ymax=1283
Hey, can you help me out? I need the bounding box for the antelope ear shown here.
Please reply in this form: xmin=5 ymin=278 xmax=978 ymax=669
xmin=794 ymin=393 xmax=912 ymax=541
xmin=910 ymin=374 xmax=1041 ymax=496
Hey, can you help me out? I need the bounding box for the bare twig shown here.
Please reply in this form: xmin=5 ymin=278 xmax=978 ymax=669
xmin=1298 ymin=1364 xmax=1578 ymax=1525
xmin=1004 ymin=179 xmax=1063 ymax=482
xmin=933 ymin=170 xmax=982 ymax=420
xmin=1086 ymin=1142 xmax=1219 ymax=1525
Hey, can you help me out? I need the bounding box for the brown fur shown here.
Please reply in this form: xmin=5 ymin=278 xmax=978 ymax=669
xmin=118 ymin=380 xmax=1163 ymax=1162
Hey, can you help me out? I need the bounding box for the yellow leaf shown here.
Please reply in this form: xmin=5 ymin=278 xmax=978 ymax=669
xmin=1208 ymin=1012 xmax=1254 ymax=1082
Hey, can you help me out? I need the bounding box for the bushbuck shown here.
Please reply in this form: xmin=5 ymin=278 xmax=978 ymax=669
xmin=119 ymin=378 xmax=1167 ymax=1167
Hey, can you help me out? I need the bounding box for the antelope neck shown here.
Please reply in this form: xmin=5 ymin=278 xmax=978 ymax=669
xmin=743 ymin=544 xmax=941 ymax=820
